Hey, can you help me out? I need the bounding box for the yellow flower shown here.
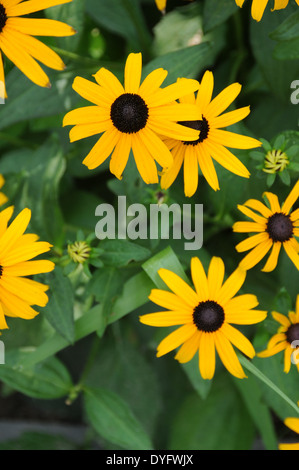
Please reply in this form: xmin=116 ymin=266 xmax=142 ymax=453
xmin=140 ymin=256 xmax=267 ymax=379
xmin=0 ymin=0 xmax=76 ymax=98
xmin=233 ymin=180 xmax=299 ymax=272
xmin=160 ymin=71 xmax=261 ymax=197
xmin=63 ymin=52 xmax=201 ymax=184
xmin=279 ymin=418 xmax=299 ymax=450
xmin=258 ymin=294 xmax=299 ymax=373
xmin=0 ymin=174 xmax=8 ymax=206
xmin=235 ymin=0 xmax=299 ymax=22
xmin=0 ymin=206 xmax=55 ymax=329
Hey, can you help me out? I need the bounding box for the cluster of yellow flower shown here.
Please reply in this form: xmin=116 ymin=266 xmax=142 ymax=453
xmin=0 ymin=0 xmax=298 ymax=449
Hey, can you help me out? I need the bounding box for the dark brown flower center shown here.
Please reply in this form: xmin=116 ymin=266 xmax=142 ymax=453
xmin=286 ymin=323 xmax=299 ymax=345
xmin=193 ymin=300 xmax=225 ymax=332
xmin=0 ymin=4 xmax=7 ymax=33
xmin=179 ymin=116 xmax=209 ymax=146
xmin=110 ymin=93 xmax=149 ymax=134
xmin=266 ymin=212 xmax=293 ymax=242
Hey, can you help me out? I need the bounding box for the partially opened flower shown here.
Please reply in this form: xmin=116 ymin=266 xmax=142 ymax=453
xmin=0 ymin=0 xmax=76 ymax=98
xmin=0 ymin=175 xmax=8 ymax=207
xmin=160 ymin=71 xmax=261 ymax=197
xmin=233 ymin=180 xmax=299 ymax=272
xmin=0 ymin=206 xmax=55 ymax=329
xmin=279 ymin=418 xmax=299 ymax=450
xmin=257 ymin=295 xmax=299 ymax=373
xmin=140 ymin=256 xmax=267 ymax=379
xmin=63 ymin=52 xmax=201 ymax=184
xmin=235 ymin=0 xmax=299 ymax=22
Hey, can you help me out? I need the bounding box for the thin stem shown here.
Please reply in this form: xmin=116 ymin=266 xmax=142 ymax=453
xmin=78 ymin=335 xmax=101 ymax=387
xmin=238 ymin=355 xmax=299 ymax=416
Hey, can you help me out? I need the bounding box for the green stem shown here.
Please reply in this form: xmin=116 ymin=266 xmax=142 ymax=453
xmin=239 ymin=355 xmax=299 ymax=416
xmin=78 ymin=335 xmax=101 ymax=387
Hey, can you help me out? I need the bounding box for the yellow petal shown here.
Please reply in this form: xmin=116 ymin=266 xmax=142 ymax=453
xmin=199 ymin=332 xmax=216 ymax=379
xmin=281 ymin=179 xmax=299 ymax=215
xmin=8 ymin=0 xmax=73 ymax=16
xmin=124 ymin=52 xmax=142 ymax=94
xmin=217 ymin=266 xmax=246 ymax=305
xmin=0 ymin=30 xmax=50 ymax=88
xmin=183 ymin=145 xmax=198 ymax=197
xmin=175 ymin=330 xmax=201 ymax=363
xmin=239 ymin=239 xmax=273 ymax=271
xmin=157 ymin=323 xmax=196 ymax=357
xmin=207 ymin=257 xmax=225 ymax=299
xmin=158 ymin=268 xmax=199 ymax=307
xmin=196 ymin=143 xmax=220 ymax=191
xmin=139 ymin=310 xmax=192 ymax=327
xmin=206 ymin=82 xmax=242 ymax=118
xmin=131 ymin=132 xmax=159 ymax=184
xmin=190 ymin=257 xmax=209 ymax=301
xmin=214 ymin=329 xmax=246 ymax=378
xmin=7 ymin=17 xmax=76 ymax=37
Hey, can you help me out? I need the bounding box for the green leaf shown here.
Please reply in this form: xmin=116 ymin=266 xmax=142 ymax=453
xmin=110 ymin=271 xmax=154 ymax=324
xmin=250 ymin=7 xmax=299 ymax=101
xmin=232 ymin=373 xmax=277 ymax=450
xmin=273 ymin=36 xmax=299 ymax=60
xmin=0 ymin=137 xmax=66 ymax=247
xmin=180 ymin=354 xmax=212 ymax=400
xmin=85 ymin=0 xmax=152 ymax=55
xmin=142 ymin=43 xmax=212 ymax=87
xmin=0 ymin=68 xmax=77 ymax=129
xmin=41 ymin=266 xmax=75 ymax=344
xmin=83 ymin=387 xmax=153 ymax=450
xmin=279 ymin=169 xmax=290 ymax=186
xmin=169 ymin=374 xmax=255 ymax=450
xmin=86 ymin=266 xmax=133 ymax=335
xmin=13 ymin=271 xmax=154 ymax=370
xmin=0 ymin=431 xmax=78 ymax=450
xmin=270 ymin=10 xmax=299 ymax=41
xmin=142 ymin=246 xmax=189 ymax=290
xmin=239 ymin=355 xmax=299 ymax=419
xmin=99 ymin=239 xmax=151 ymax=266
xmin=203 ymin=0 xmax=238 ymax=32
xmin=84 ymin=333 xmax=162 ymax=439
xmin=0 ymin=354 xmax=73 ymax=399
xmin=152 ymin=2 xmax=203 ymax=56
xmin=45 ymin=0 xmax=86 ymax=52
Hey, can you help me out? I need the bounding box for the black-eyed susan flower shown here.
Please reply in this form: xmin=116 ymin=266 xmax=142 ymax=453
xmin=63 ymin=52 xmax=201 ymax=185
xmin=140 ymin=256 xmax=267 ymax=379
xmin=279 ymin=418 xmax=299 ymax=450
xmin=235 ymin=0 xmax=299 ymax=22
xmin=233 ymin=180 xmax=299 ymax=272
xmin=160 ymin=71 xmax=261 ymax=197
xmin=0 ymin=174 xmax=8 ymax=207
xmin=257 ymin=295 xmax=299 ymax=373
xmin=0 ymin=0 xmax=76 ymax=98
xmin=0 ymin=206 xmax=55 ymax=330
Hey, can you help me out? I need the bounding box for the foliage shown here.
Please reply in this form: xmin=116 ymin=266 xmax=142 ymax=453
xmin=0 ymin=0 xmax=298 ymax=451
